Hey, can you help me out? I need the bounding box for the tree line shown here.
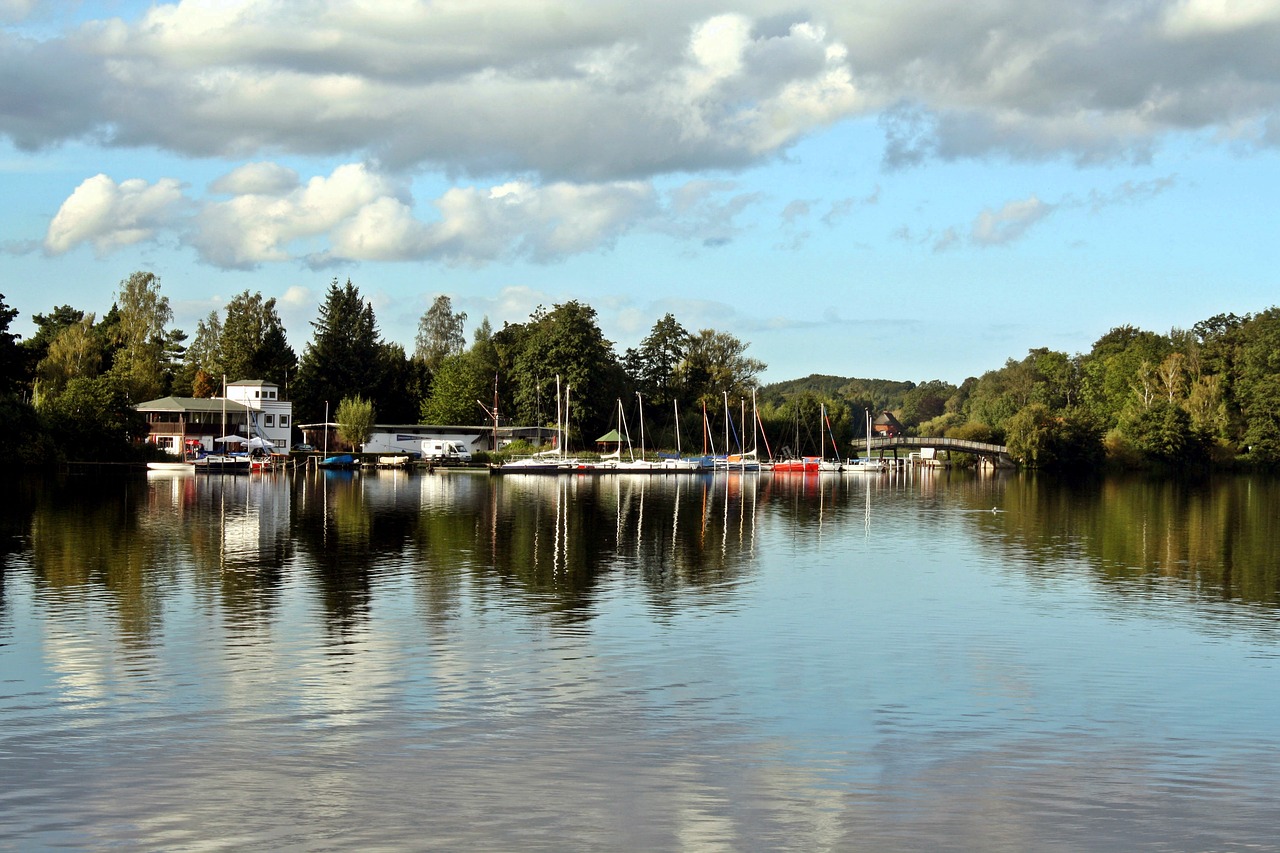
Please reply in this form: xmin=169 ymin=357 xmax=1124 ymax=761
xmin=2 ymin=272 xmax=1278 ymax=469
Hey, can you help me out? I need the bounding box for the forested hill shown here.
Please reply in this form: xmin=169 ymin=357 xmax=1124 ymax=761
xmin=759 ymin=374 xmax=916 ymax=408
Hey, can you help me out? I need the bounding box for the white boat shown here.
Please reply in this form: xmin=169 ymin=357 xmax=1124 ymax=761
xmin=615 ymin=392 xmax=663 ymax=471
xmin=660 ymin=400 xmax=713 ymax=470
xmin=146 ymin=460 xmax=194 ymax=474
xmin=845 ymin=410 xmax=886 ymax=473
xmin=500 ymin=376 xmax=595 ymax=473
xmin=818 ymin=404 xmax=844 ymax=471
xmin=193 ymin=454 xmax=251 ymax=474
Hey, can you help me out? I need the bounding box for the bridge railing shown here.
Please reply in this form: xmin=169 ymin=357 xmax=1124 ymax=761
xmin=865 ymin=436 xmax=1009 ymax=455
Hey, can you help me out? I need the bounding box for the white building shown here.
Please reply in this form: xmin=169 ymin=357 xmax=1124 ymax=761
xmin=224 ymin=380 xmax=294 ymax=450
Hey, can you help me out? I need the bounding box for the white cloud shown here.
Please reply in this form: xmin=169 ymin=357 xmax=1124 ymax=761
xmin=2 ymin=4 xmax=865 ymax=180
xmin=209 ymin=162 xmax=300 ymax=195
xmin=42 ymin=162 xmax=765 ymax=269
xmin=970 ymin=194 xmax=1053 ymax=246
xmin=1163 ymin=0 xmax=1280 ymax=35
xmin=190 ymin=162 xmax=397 ymax=267
xmin=44 ymin=174 xmax=185 ymax=255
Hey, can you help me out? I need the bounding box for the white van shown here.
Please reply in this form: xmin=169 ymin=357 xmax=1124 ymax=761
xmin=421 ymin=439 xmax=473 ymax=463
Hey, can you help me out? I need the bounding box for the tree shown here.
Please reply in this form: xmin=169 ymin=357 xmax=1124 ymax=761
xmin=675 ymin=328 xmax=766 ymax=407
xmin=421 ymin=352 xmax=490 ymax=425
xmin=35 ymin=314 xmax=101 ymax=403
xmin=336 ymin=395 xmax=375 ymax=449
xmin=180 ymin=312 xmax=224 ymax=396
xmin=633 ymin=313 xmax=689 ymax=406
xmin=293 ymin=279 xmax=382 ymax=423
xmin=900 ymin=379 xmax=955 ymax=428
xmin=510 ymin=301 xmax=621 ymax=438
xmin=1006 ymin=404 xmax=1104 ymax=469
xmin=221 ymin=291 xmax=296 ymax=386
xmin=415 ymin=295 xmax=467 ymax=373
xmin=370 ymin=342 xmax=420 ymax=424
xmin=109 ymin=271 xmax=174 ymax=402
xmin=38 ymin=375 xmax=148 ymax=461
xmin=0 ymin=294 xmax=21 ymax=397
xmin=1120 ymin=400 xmax=1205 ymax=466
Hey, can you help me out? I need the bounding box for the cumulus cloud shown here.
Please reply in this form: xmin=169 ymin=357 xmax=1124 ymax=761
xmin=42 ymin=162 xmax=763 ymax=268
xmin=0 ymin=4 xmax=864 ymax=181
xmin=4 ymin=2 xmax=1279 ymax=175
xmin=190 ymin=163 xmax=397 ymax=268
xmin=44 ymin=174 xmax=185 ymax=255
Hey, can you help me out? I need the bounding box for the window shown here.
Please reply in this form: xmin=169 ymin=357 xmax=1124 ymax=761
xmin=279 ymin=415 xmax=290 ymax=427
xmin=264 ymin=414 xmax=275 ymax=428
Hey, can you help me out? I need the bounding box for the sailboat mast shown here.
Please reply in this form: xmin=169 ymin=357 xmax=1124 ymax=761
xmin=636 ymin=392 xmax=645 ymax=459
xmin=674 ymin=400 xmax=682 ymax=455
xmin=723 ymin=391 xmax=729 ymax=455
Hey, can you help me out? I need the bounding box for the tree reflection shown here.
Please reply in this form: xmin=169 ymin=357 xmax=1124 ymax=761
xmin=964 ymin=473 xmax=1280 ymax=609
xmin=24 ymin=474 xmax=163 ymax=645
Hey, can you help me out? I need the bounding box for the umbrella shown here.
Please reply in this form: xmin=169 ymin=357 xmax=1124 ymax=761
xmin=246 ymin=437 xmax=273 ymax=450
xmin=214 ymin=435 xmax=246 ymax=444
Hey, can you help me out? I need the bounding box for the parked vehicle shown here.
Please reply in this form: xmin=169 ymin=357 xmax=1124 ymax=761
xmin=421 ymin=439 xmax=472 ymax=463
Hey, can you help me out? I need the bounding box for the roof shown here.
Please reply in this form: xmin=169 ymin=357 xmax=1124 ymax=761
xmin=874 ymin=411 xmax=905 ymax=428
xmin=226 ymin=379 xmax=276 ymax=387
xmin=135 ymin=396 xmax=250 ymax=414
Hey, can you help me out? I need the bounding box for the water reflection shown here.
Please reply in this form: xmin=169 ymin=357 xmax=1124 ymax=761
xmin=6 ymin=469 xmax=1280 ymax=850
xmin=960 ymin=473 xmax=1280 ymax=610
xmin=12 ymin=471 xmax=1280 ymax=647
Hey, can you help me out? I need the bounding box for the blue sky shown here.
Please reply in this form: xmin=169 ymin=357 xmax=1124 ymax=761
xmin=2 ymin=1 xmax=1278 ymax=384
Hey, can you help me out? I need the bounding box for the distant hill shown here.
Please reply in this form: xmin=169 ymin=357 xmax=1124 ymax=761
xmin=759 ymin=373 xmax=916 ymax=409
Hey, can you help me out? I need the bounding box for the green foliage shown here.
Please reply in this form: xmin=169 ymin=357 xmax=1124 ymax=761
xmin=0 ymin=394 xmax=53 ymax=466
xmin=336 ymin=395 xmax=375 ymax=449
xmin=1005 ymin=404 xmax=1104 ymax=469
xmin=675 ymin=328 xmax=765 ymax=408
xmin=179 ymin=311 xmax=223 ymax=394
xmin=1079 ymin=326 xmax=1172 ymax=423
xmin=0 ymin=294 xmax=23 ymax=397
xmin=294 ymin=278 xmax=382 ymax=423
xmin=35 ymin=314 xmax=101 ymax=404
xmin=38 ymin=375 xmax=148 ymax=462
xmin=415 ymin=295 xmax=467 ymax=373
xmin=946 ymin=420 xmax=997 ymax=443
xmin=632 ymin=313 xmax=689 ymax=406
xmin=900 ymin=379 xmax=956 ymax=427
xmin=220 ymin=291 xmax=296 ymax=386
xmin=1234 ymin=309 xmax=1280 ymax=464
xmin=511 ymin=301 xmax=621 ymax=440
xmin=421 ymin=352 xmax=490 ymax=425
xmin=108 ymin=271 xmax=174 ymax=403
xmin=1119 ymin=400 xmax=1208 ymax=466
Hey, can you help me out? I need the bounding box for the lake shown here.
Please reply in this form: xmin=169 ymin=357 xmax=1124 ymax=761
xmin=3 ymin=468 xmax=1280 ymax=851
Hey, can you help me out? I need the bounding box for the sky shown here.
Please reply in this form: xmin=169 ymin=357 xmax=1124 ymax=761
xmin=2 ymin=0 xmax=1278 ymax=385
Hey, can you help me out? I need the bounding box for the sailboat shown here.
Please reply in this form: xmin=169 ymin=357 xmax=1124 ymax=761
xmin=715 ymin=391 xmax=760 ymax=471
xmin=500 ymin=376 xmax=592 ymax=472
xmin=845 ymin=409 xmax=885 ymax=473
xmin=616 ymin=393 xmax=662 ymax=471
xmin=661 ymin=399 xmax=710 ymax=470
xmin=194 ymin=377 xmax=250 ymax=474
xmin=818 ymin=404 xmax=843 ymax=472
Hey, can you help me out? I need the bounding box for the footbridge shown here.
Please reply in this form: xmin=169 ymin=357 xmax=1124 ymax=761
xmin=865 ymin=436 xmax=1015 ymax=467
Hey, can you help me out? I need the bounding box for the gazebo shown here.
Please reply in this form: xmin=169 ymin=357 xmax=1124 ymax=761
xmin=595 ymin=428 xmax=625 ymax=454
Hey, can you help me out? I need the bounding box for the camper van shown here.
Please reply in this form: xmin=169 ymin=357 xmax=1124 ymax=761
xmin=421 ymin=439 xmax=472 ymax=463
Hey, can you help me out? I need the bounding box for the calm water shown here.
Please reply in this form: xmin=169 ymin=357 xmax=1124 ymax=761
xmin=3 ymin=468 xmax=1280 ymax=851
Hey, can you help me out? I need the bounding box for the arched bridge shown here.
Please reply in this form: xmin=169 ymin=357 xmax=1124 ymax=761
xmin=866 ymin=436 xmax=1014 ymax=467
